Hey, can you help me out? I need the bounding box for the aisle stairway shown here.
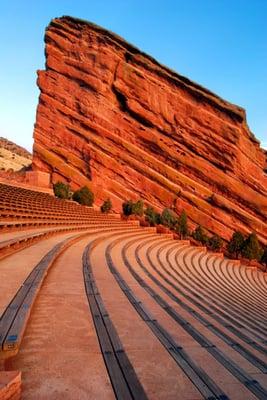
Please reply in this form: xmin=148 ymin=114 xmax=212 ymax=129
xmin=0 ymin=183 xmax=266 ymax=400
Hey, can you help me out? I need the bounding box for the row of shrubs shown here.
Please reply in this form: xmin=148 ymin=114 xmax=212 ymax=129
xmin=121 ymin=199 xmax=267 ymax=266
xmin=53 ymin=181 xmax=113 ymax=213
xmin=53 ymin=182 xmax=95 ymax=206
xmin=227 ymin=231 xmax=266 ymax=263
xmin=122 ymin=200 xmax=223 ymax=250
xmin=53 ymin=184 xmax=266 ymax=267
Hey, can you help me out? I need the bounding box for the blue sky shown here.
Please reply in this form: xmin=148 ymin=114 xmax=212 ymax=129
xmin=0 ymin=0 xmax=266 ymax=151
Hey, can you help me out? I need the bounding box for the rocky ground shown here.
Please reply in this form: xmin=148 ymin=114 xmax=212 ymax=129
xmin=0 ymin=137 xmax=31 ymax=172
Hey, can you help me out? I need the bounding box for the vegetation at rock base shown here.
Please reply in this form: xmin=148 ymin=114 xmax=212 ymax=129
xmin=192 ymin=225 xmax=209 ymax=245
xmin=241 ymin=232 xmax=263 ymax=261
xmin=121 ymin=199 xmax=266 ymax=267
xmin=208 ymin=234 xmax=223 ymax=252
xmin=132 ymin=199 xmax=144 ymax=216
xmin=122 ymin=199 xmax=144 ymax=216
xmin=227 ymin=231 xmax=245 ymax=259
xmin=53 ymin=181 xmax=71 ymax=200
xmin=175 ymin=210 xmax=188 ymax=239
xmin=261 ymin=247 xmax=267 ymax=269
xmin=72 ymin=186 xmax=94 ymax=206
xmin=101 ymin=198 xmax=112 ymax=213
xmin=144 ymin=206 xmax=161 ymax=226
xmin=122 ymin=200 xmax=134 ymax=216
xmin=161 ymin=208 xmax=177 ymax=229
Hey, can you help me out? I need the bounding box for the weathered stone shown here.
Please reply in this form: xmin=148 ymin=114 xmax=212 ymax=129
xmin=32 ymin=16 xmax=267 ymax=243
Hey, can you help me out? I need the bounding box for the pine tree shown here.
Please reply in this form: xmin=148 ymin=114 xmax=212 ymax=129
xmin=261 ymin=247 xmax=267 ymax=271
xmin=122 ymin=199 xmax=144 ymax=216
xmin=261 ymin=247 xmax=267 ymax=265
xmin=101 ymin=198 xmax=112 ymax=213
xmin=122 ymin=200 xmax=134 ymax=216
xmin=53 ymin=181 xmax=71 ymax=199
xmin=161 ymin=208 xmax=177 ymax=229
xmin=209 ymin=235 xmax=223 ymax=252
xmin=132 ymin=199 xmax=144 ymax=216
xmin=176 ymin=210 xmax=188 ymax=239
xmin=227 ymin=231 xmax=244 ymax=259
xmin=145 ymin=206 xmax=161 ymax=226
xmin=72 ymin=186 xmax=94 ymax=206
xmin=241 ymin=233 xmax=263 ymax=261
xmin=192 ymin=225 xmax=208 ymax=245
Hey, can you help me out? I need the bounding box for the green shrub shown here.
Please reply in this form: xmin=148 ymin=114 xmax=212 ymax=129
xmin=161 ymin=208 xmax=177 ymax=229
xmin=145 ymin=206 xmax=161 ymax=226
xmin=101 ymin=198 xmax=112 ymax=213
xmin=209 ymin=234 xmax=223 ymax=251
xmin=261 ymin=247 xmax=267 ymax=266
xmin=53 ymin=181 xmax=71 ymax=199
xmin=122 ymin=199 xmax=144 ymax=216
xmin=241 ymin=233 xmax=263 ymax=261
xmin=72 ymin=186 xmax=94 ymax=206
xmin=192 ymin=225 xmax=208 ymax=245
xmin=175 ymin=210 xmax=188 ymax=239
xmin=122 ymin=200 xmax=134 ymax=216
xmin=132 ymin=199 xmax=144 ymax=216
xmin=227 ymin=231 xmax=245 ymax=259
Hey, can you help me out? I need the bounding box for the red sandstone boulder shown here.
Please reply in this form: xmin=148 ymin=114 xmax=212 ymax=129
xmin=32 ymin=16 xmax=267 ymax=244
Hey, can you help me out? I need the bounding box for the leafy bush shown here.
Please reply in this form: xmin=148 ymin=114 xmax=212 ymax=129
xmin=227 ymin=231 xmax=244 ymax=259
xmin=122 ymin=200 xmax=134 ymax=216
xmin=241 ymin=233 xmax=263 ymax=261
xmin=122 ymin=199 xmax=144 ymax=216
xmin=161 ymin=208 xmax=177 ymax=229
xmin=192 ymin=225 xmax=208 ymax=245
xmin=101 ymin=198 xmax=112 ymax=213
xmin=175 ymin=210 xmax=188 ymax=239
xmin=53 ymin=181 xmax=71 ymax=199
xmin=209 ymin=234 xmax=223 ymax=251
xmin=72 ymin=186 xmax=94 ymax=206
xmin=144 ymin=206 xmax=161 ymax=226
xmin=132 ymin=200 xmax=144 ymax=216
xmin=261 ymin=247 xmax=267 ymax=266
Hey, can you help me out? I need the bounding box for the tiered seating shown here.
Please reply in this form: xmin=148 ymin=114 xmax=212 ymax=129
xmin=0 ymin=182 xmax=266 ymax=400
xmin=0 ymin=183 xmax=138 ymax=259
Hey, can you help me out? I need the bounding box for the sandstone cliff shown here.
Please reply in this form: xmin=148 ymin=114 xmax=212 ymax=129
xmin=32 ymin=16 xmax=267 ymax=243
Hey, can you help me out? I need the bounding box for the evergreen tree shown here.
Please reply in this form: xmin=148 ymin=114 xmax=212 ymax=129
xmin=161 ymin=208 xmax=177 ymax=229
xmin=209 ymin=234 xmax=223 ymax=252
xmin=72 ymin=186 xmax=94 ymax=206
xmin=101 ymin=198 xmax=112 ymax=213
xmin=227 ymin=231 xmax=244 ymax=259
xmin=122 ymin=199 xmax=144 ymax=217
xmin=261 ymin=247 xmax=267 ymax=265
xmin=241 ymin=233 xmax=263 ymax=261
xmin=132 ymin=199 xmax=144 ymax=216
xmin=145 ymin=206 xmax=161 ymax=226
xmin=53 ymin=181 xmax=71 ymax=199
xmin=176 ymin=210 xmax=188 ymax=239
xmin=192 ymin=225 xmax=208 ymax=245
xmin=261 ymin=247 xmax=267 ymax=271
xmin=122 ymin=200 xmax=134 ymax=216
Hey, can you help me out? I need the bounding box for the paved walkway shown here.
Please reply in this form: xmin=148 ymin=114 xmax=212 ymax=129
xmin=6 ymin=234 xmax=114 ymax=400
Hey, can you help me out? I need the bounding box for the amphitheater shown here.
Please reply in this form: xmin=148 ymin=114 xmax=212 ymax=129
xmin=0 ymin=181 xmax=266 ymax=400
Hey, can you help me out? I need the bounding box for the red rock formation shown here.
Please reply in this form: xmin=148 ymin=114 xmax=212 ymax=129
xmin=32 ymin=16 xmax=267 ymax=243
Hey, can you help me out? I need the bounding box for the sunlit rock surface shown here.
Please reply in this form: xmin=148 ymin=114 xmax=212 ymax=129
xmin=32 ymin=16 xmax=267 ymax=243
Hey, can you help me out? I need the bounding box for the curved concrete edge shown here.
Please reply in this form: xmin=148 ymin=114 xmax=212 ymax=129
xmin=0 ymin=371 xmax=21 ymax=400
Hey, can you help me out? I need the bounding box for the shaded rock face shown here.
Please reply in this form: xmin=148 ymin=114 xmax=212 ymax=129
xmin=33 ymin=16 xmax=267 ymax=243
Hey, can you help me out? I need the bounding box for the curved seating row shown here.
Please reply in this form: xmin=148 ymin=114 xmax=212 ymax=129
xmin=0 ymin=182 xmax=266 ymax=399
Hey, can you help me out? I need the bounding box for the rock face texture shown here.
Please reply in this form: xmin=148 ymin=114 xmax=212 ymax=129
xmin=33 ymin=16 xmax=267 ymax=243
xmin=0 ymin=137 xmax=31 ymax=172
